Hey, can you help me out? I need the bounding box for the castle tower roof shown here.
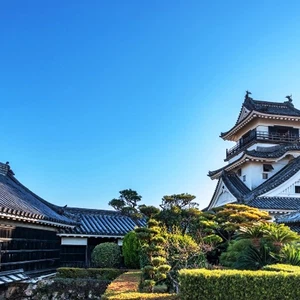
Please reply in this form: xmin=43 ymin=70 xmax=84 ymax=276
xmin=221 ymin=95 xmax=300 ymax=141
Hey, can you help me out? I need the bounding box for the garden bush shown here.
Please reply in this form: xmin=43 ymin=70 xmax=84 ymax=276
xmin=275 ymin=243 xmax=300 ymax=266
xmin=92 ymin=242 xmax=122 ymax=268
xmin=219 ymin=239 xmax=251 ymax=268
xmin=57 ymin=267 xmax=124 ymax=280
xmin=123 ymin=231 xmax=141 ymax=268
xmin=263 ymin=263 xmax=300 ymax=273
xmin=178 ymin=268 xmax=300 ymax=300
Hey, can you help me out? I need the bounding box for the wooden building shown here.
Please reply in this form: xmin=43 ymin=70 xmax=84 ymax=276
xmin=0 ymin=162 xmax=77 ymax=279
xmin=58 ymin=207 xmax=145 ymax=267
xmin=0 ymin=161 xmax=144 ymax=280
xmin=207 ymin=93 xmax=300 ymax=218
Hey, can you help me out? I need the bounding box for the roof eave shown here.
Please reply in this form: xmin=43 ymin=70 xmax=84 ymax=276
xmin=0 ymin=212 xmax=76 ymax=228
xmin=221 ymin=112 xmax=300 ymax=141
xmin=57 ymin=233 xmax=125 ymax=238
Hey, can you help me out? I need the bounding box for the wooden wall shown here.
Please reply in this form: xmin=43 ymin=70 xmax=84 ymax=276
xmin=0 ymin=225 xmax=60 ymax=274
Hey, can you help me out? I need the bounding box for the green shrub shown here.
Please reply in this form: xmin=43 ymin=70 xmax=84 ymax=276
xmin=276 ymin=243 xmax=300 ymax=266
xmin=123 ymin=231 xmax=141 ymax=268
xmin=263 ymin=263 xmax=300 ymax=273
xmin=57 ymin=267 xmax=124 ymax=280
xmin=178 ymin=268 xmax=300 ymax=300
xmin=219 ymin=239 xmax=251 ymax=268
xmin=92 ymin=242 xmax=122 ymax=268
xmin=234 ymin=243 xmax=277 ymax=270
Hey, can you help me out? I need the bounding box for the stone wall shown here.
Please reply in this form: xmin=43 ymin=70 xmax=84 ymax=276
xmin=0 ymin=278 xmax=109 ymax=300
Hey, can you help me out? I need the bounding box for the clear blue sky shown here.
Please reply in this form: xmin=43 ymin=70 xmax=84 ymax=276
xmin=1 ymin=1 xmax=300 ymax=210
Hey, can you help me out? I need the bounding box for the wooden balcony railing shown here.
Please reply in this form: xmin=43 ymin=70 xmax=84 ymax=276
xmin=226 ymin=131 xmax=300 ymax=159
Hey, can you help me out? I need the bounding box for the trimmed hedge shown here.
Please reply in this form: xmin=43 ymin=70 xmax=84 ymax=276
xmin=57 ymin=268 xmax=124 ymax=281
xmin=103 ymin=271 xmax=178 ymax=300
xmin=263 ymin=263 xmax=300 ymax=273
xmin=179 ymin=268 xmax=300 ymax=300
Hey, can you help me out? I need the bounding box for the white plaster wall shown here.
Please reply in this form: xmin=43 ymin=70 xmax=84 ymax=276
xmin=240 ymin=163 xmax=253 ymax=190
xmin=262 ymin=171 xmax=300 ymax=198
xmin=252 ymin=159 xmax=289 ymax=189
xmin=61 ymin=237 xmax=88 ymax=245
xmin=237 ymin=158 xmax=290 ymax=190
xmin=256 ymin=125 xmax=268 ymax=133
xmin=209 ymin=178 xmax=237 ymax=209
xmin=228 ymin=151 xmax=244 ymax=164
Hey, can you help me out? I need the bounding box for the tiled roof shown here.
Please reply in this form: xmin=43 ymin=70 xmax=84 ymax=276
xmin=59 ymin=207 xmax=146 ymax=236
xmin=275 ymin=211 xmax=300 ymax=232
xmin=276 ymin=210 xmax=300 ymax=224
xmin=222 ymin=172 xmax=250 ymax=200
xmin=243 ymin=97 xmax=300 ymax=117
xmin=208 ymin=156 xmax=300 ymax=211
xmin=286 ymin=224 xmax=300 ymax=233
xmin=0 ymin=163 xmax=76 ymax=227
xmin=209 ymin=144 xmax=300 ymax=178
xmin=248 ymin=197 xmax=300 ymax=210
xmin=220 ymin=97 xmax=300 ymax=138
xmin=0 ymin=269 xmax=29 ymax=285
xmin=246 ymin=143 xmax=300 ymax=158
xmin=245 ymin=155 xmax=300 ymax=201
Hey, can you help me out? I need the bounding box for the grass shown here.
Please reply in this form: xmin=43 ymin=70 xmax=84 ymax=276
xmin=102 ymin=270 xmax=178 ymax=300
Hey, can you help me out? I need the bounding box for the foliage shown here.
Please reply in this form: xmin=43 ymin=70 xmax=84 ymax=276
xmin=237 ymin=223 xmax=265 ymax=240
xmin=103 ymin=271 xmax=178 ymax=300
xmin=194 ymin=204 xmax=271 ymax=264
xmin=109 ymin=189 xmax=143 ymax=219
xmin=262 ymin=223 xmax=300 ymax=246
xmin=234 ymin=242 xmax=277 ymax=270
xmin=263 ymin=263 xmax=300 ymax=273
xmin=139 ymin=205 xmax=160 ymax=219
xmin=221 ymin=222 xmax=300 ymax=270
xmin=123 ymin=231 xmax=141 ymax=268
xmin=178 ymin=268 xmax=300 ymax=300
xmin=203 ymin=204 xmax=271 ymax=242
xmin=219 ymin=239 xmax=252 ymax=268
xmin=274 ymin=243 xmax=300 ymax=266
xmin=156 ymin=194 xmax=200 ymax=234
xmin=159 ymin=194 xmax=198 ymax=210
xmin=135 ymin=219 xmax=170 ymax=292
xmin=164 ymin=233 xmax=206 ymax=292
xmin=56 ymin=267 xmax=124 ymax=280
xmin=91 ymin=243 xmax=121 ymax=268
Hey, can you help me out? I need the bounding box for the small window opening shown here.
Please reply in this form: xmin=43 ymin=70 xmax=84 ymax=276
xmin=263 ymin=164 xmax=274 ymax=172
xmin=243 ymin=175 xmax=246 ymax=182
xmin=237 ymin=169 xmax=242 ymax=176
xmin=262 ymin=173 xmax=268 ymax=179
xmin=295 ymin=186 xmax=300 ymax=193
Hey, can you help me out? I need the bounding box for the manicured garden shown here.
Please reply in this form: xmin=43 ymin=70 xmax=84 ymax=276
xmin=40 ymin=191 xmax=300 ymax=299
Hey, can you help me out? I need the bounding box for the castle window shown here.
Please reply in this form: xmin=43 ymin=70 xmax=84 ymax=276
xmin=243 ymin=175 xmax=246 ymax=182
xmin=263 ymin=164 xmax=273 ymax=172
xmin=237 ymin=169 xmax=242 ymax=176
xmin=262 ymin=173 xmax=268 ymax=179
xmin=295 ymin=186 xmax=300 ymax=193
